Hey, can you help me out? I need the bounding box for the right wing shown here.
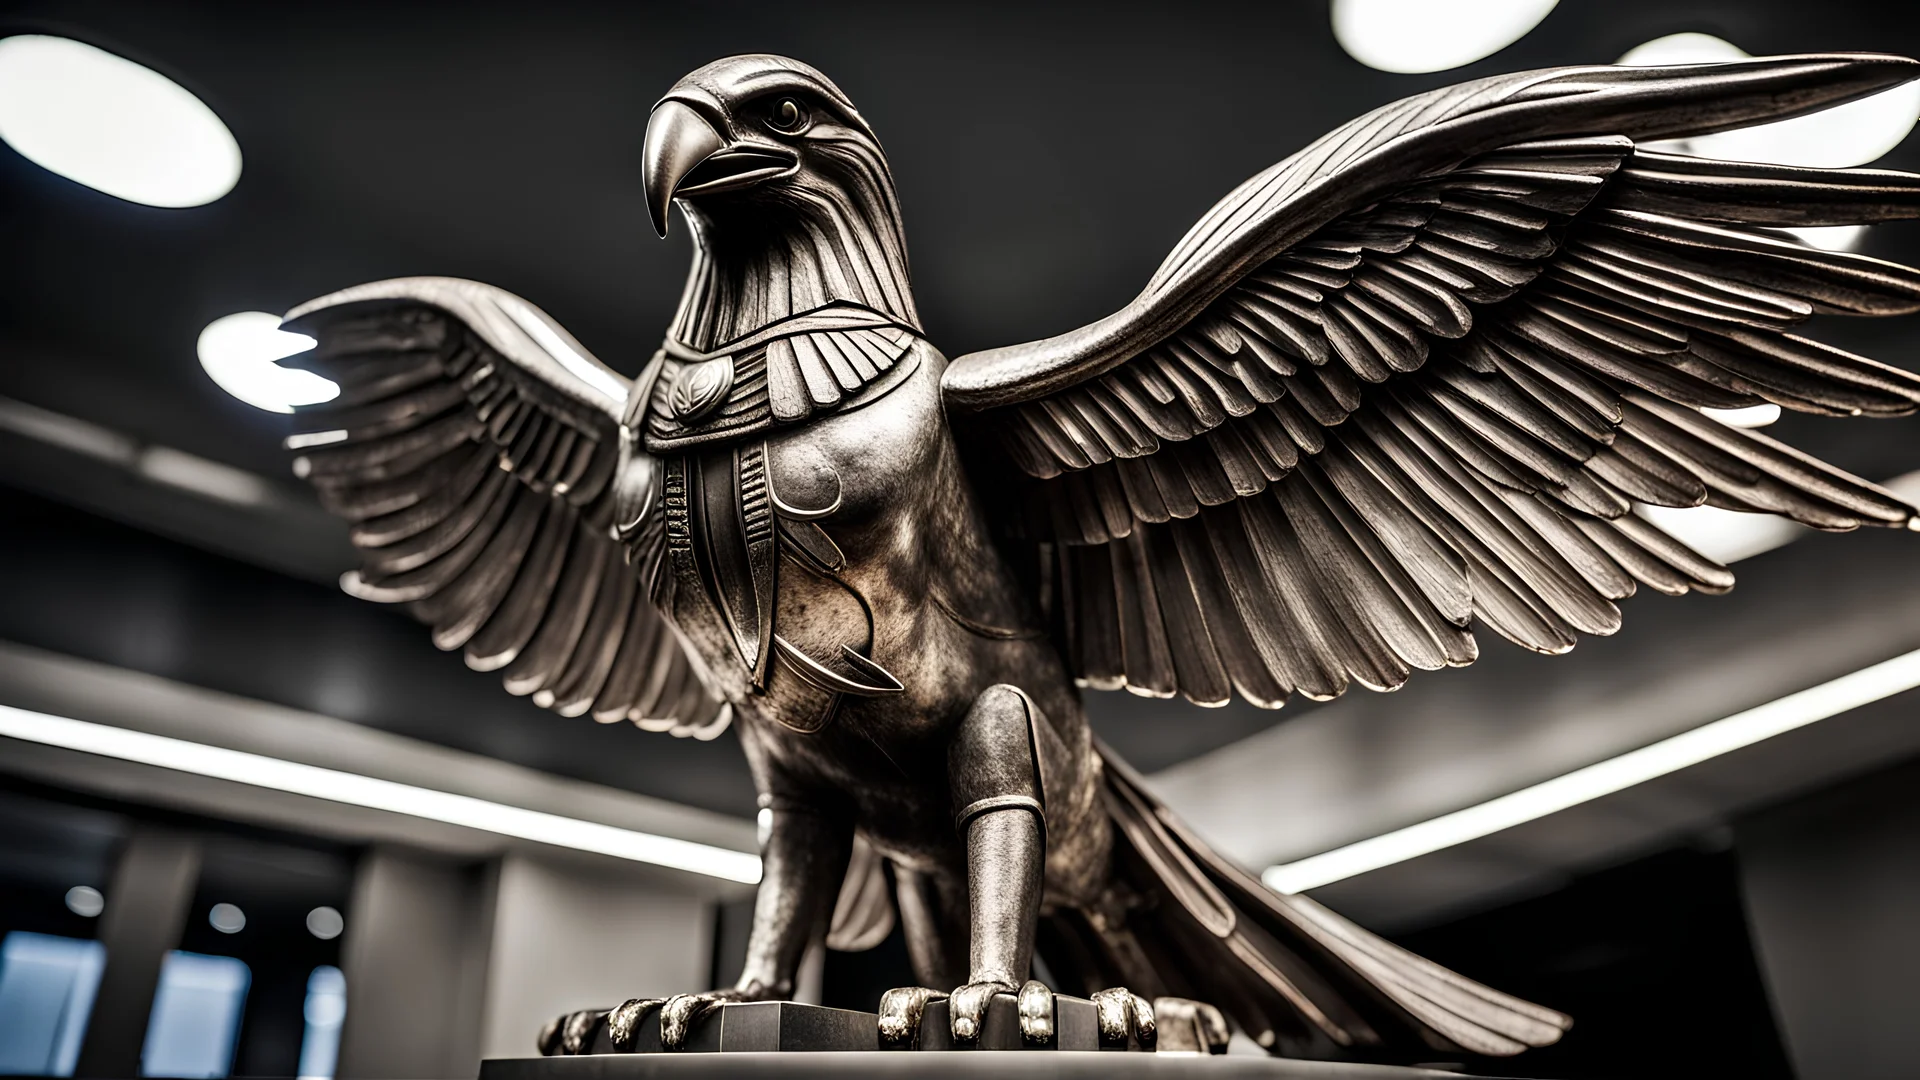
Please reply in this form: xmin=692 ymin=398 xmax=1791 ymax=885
xmin=281 ymin=277 xmax=728 ymax=739
xmin=946 ymin=57 xmax=1920 ymax=710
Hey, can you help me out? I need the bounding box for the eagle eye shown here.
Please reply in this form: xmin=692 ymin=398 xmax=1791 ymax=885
xmin=767 ymin=97 xmax=810 ymax=134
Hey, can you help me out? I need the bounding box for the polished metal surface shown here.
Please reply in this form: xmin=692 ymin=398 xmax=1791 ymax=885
xmin=279 ymin=52 xmax=1920 ymax=1063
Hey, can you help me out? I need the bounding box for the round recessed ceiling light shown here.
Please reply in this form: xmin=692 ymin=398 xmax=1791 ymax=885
xmin=0 ymin=34 xmax=241 ymax=207
xmin=208 ymin=902 xmax=246 ymax=934
xmin=1618 ymin=33 xmax=1920 ymax=170
xmin=64 ymin=885 xmax=105 ymax=917
xmin=305 ymin=906 xmax=344 ymax=941
xmin=1332 ymin=0 xmax=1559 ymax=75
xmin=198 ymin=312 xmax=336 ymax=414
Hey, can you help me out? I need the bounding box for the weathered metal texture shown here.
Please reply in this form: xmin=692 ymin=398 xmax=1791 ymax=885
xmin=282 ymin=51 xmax=1920 ymax=1063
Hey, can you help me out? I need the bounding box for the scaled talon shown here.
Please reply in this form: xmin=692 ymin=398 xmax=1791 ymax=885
xmin=1091 ymin=987 xmax=1156 ymax=1048
xmin=945 ymin=981 xmax=1015 ymax=1044
xmin=876 ymin=986 xmax=946 ymax=1049
xmin=607 ymin=998 xmax=665 ymax=1051
xmin=1154 ymin=997 xmax=1232 ymax=1055
xmin=1017 ymin=979 xmax=1055 ymax=1044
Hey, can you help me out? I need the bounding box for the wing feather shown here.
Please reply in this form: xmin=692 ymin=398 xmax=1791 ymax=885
xmin=285 ymin=277 xmax=727 ymax=738
xmin=948 ymin=56 xmax=1920 ymax=707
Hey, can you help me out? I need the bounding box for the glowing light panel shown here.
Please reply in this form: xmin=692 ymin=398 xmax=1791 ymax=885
xmin=0 ymin=704 xmax=762 ymax=884
xmin=1619 ymin=33 xmax=1920 ymax=168
xmin=0 ymin=35 xmax=241 ymax=207
xmin=1264 ymin=647 xmax=1920 ymax=893
xmin=1332 ymin=0 xmax=1559 ymax=74
xmin=198 ymin=312 xmax=336 ymax=414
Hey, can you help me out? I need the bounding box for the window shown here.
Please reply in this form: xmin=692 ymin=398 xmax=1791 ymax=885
xmin=141 ymin=951 xmax=250 ymax=1079
xmin=0 ymin=932 xmax=106 ymax=1076
xmin=296 ymin=966 xmax=346 ymax=1080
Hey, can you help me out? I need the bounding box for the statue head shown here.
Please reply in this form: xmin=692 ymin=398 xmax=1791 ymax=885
xmin=642 ymin=55 xmax=915 ymax=342
xmin=642 ymin=55 xmax=898 ymax=239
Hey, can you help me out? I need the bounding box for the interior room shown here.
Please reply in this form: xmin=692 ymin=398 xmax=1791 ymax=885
xmin=3 ymin=2 xmax=1918 ymax=1078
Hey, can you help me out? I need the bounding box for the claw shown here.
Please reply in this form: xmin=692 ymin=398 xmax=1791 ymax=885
xmin=608 ymin=998 xmax=666 ymax=1051
xmin=659 ymin=991 xmax=737 ymax=1050
xmin=538 ymin=1008 xmax=608 ymax=1056
xmin=563 ymin=1009 xmax=604 ymax=1055
xmin=1090 ymin=987 xmax=1156 ymax=1049
xmin=1016 ymin=980 xmax=1054 ymax=1045
xmin=1153 ymin=996 xmax=1231 ymax=1055
xmin=947 ymin=981 xmax=1015 ymax=1043
xmin=877 ymin=986 xmax=946 ymax=1049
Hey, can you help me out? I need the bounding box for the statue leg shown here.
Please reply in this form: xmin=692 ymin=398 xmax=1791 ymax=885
xmin=541 ymin=794 xmax=853 ymax=1054
xmin=879 ymin=684 xmax=1155 ymax=1049
xmin=893 ymin=863 xmax=966 ymax=990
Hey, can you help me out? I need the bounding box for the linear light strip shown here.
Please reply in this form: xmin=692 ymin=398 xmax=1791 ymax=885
xmin=0 ymin=704 xmax=763 ymax=884
xmin=1262 ymin=647 xmax=1920 ymax=895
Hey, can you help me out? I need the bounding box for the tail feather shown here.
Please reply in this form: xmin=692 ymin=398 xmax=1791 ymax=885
xmin=1075 ymin=743 xmax=1572 ymax=1059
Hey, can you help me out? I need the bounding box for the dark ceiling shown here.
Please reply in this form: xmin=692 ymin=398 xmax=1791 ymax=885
xmin=6 ymin=0 xmax=1920 ymax=818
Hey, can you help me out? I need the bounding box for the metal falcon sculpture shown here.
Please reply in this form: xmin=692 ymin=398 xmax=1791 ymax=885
xmin=280 ymin=53 xmax=1920 ymax=1061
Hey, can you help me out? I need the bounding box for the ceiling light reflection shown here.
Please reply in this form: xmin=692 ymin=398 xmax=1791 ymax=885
xmin=1780 ymin=225 xmax=1867 ymax=252
xmin=1264 ymin=646 xmax=1920 ymax=893
xmin=208 ymin=902 xmax=246 ymax=934
xmin=198 ymin=312 xmax=335 ymax=414
xmin=1701 ymin=404 xmax=1781 ymax=429
xmin=305 ymin=907 xmax=344 ymax=941
xmin=65 ymin=885 xmax=105 ymax=917
xmin=135 ymin=446 xmax=274 ymax=507
xmin=0 ymin=35 xmax=241 ymax=207
xmin=1638 ymin=503 xmax=1803 ymax=565
xmin=1332 ymin=0 xmax=1559 ymax=75
xmin=1645 ymin=466 xmax=1920 ymax=567
xmin=0 ymin=704 xmax=763 ymax=884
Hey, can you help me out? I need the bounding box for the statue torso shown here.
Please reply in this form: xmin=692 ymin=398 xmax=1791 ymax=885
xmin=618 ymin=319 xmax=1102 ymax=884
xmin=621 ymin=327 xmax=1048 ymax=725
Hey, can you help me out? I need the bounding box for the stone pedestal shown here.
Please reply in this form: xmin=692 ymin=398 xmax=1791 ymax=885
xmin=509 ymin=999 xmax=1527 ymax=1079
xmin=589 ymin=1001 xmax=879 ymax=1054
xmin=584 ymin=995 xmax=1128 ymax=1053
xmin=485 ymin=1051 xmax=1515 ymax=1080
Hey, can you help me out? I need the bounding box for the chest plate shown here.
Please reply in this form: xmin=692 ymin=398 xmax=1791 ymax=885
xmin=638 ymin=301 xmax=920 ymax=454
xmin=623 ymin=307 xmax=925 ymax=732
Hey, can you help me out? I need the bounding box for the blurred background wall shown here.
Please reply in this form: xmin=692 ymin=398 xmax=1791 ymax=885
xmin=3 ymin=1 xmax=1920 ymax=1078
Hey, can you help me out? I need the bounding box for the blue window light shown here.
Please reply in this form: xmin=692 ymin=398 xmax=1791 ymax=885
xmin=141 ymin=951 xmax=250 ymax=1078
xmin=0 ymin=931 xmax=107 ymax=1076
xmin=296 ymin=966 xmax=346 ymax=1080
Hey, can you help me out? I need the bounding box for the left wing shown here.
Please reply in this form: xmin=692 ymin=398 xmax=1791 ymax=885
xmin=282 ymin=278 xmax=729 ymax=738
xmin=945 ymin=55 xmax=1920 ymax=709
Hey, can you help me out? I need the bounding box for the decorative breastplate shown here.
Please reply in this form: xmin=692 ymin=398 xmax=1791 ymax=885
xmin=623 ymin=303 xmax=921 ymax=733
xmin=637 ymin=301 xmax=921 ymax=454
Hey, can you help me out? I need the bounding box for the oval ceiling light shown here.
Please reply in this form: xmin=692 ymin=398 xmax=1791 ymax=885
xmin=1702 ymin=403 xmax=1782 ymax=428
xmin=0 ymin=34 xmax=241 ymax=207
xmin=305 ymin=906 xmax=344 ymax=941
xmin=1332 ymin=0 xmax=1559 ymax=75
xmin=1618 ymin=33 xmax=1920 ymax=170
xmin=208 ymin=902 xmax=246 ymax=934
xmin=64 ymin=885 xmax=105 ymax=917
xmin=198 ymin=312 xmax=336 ymax=414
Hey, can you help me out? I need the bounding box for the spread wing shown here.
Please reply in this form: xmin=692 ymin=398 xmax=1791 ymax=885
xmin=946 ymin=56 xmax=1920 ymax=709
xmin=281 ymin=277 xmax=728 ymax=738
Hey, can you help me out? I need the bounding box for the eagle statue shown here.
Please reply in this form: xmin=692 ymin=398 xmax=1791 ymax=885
xmin=277 ymin=52 xmax=1920 ymax=1061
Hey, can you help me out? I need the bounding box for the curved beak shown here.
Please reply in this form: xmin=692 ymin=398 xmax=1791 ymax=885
xmin=643 ymin=100 xmax=723 ymax=238
xmin=642 ymin=98 xmax=800 ymax=238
